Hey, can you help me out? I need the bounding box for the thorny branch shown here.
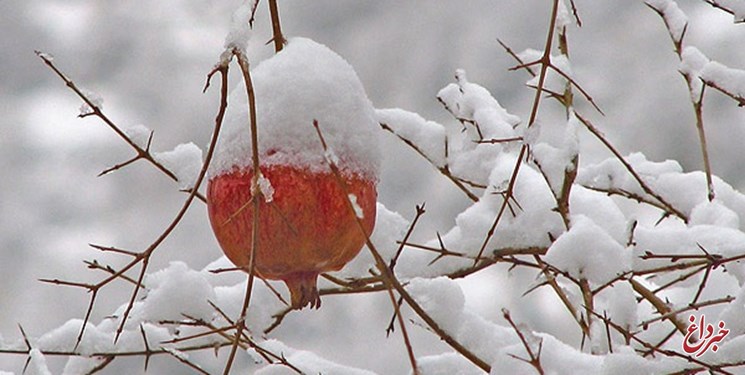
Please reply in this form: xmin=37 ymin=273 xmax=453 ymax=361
xmin=498 ymin=39 xmax=689 ymax=223
xmin=702 ymin=0 xmax=744 ymax=21
xmin=313 ymin=121 xmax=424 ymax=375
xmin=379 ymin=122 xmax=480 ymax=202
xmin=472 ymin=0 xmax=563 ymax=268
xmin=220 ymin=47 xmax=261 ymax=375
xmin=503 ymin=309 xmax=545 ymax=375
xmin=30 ymin=37 xmax=229 ymax=358
xmin=647 ymin=3 xmax=715 ymax=201
xmin=268 ymin=0 xmax=286 ymax=52
xmin=34 ymin=51 xmax=207 ymax=203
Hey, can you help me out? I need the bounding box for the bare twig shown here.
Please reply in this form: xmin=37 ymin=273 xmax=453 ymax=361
xmin=629 ymin=278 xmax=687 ymax=335
xmin=268 ymin=0 xmax=286 ymax=52
xmin=574 ymin=113 xmax=688 ymax=222
xmin=164 ymin=348 xmax=211 ymax=375
xmin=221 ymin=47 xmax=262 ymax=375
xmin=533 ymin=255 xmax=590 ymax=337
xmin=314 ymin=120 xmax=423 ymax=374
xmin=647 ymin=5 xmax=716 ymax=201
xmin=34 ymin=42 xmax=231 ymax=351
xmin=389 ymin=203 xmax=427 ymax=271
xmin=380 ymin=122 xmax=479 ymax=202
xmin=34 ymin=51 xmax=207 ymax=202
xmin=503 ymin=309 xmax=545 ymax=375
xmin=639 ymin=295 xmax=735 ymax=327
xmin=499 ymin=37 xmax=688 ymax=223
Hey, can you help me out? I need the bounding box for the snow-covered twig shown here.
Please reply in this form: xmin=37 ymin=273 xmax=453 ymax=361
xmin=473 ymin=0 xmax=564 ymax=265
xmin=574 ymin=113 xmax=688 ymax=222
xmin=647 ymin=2 xmax=716 ymax=201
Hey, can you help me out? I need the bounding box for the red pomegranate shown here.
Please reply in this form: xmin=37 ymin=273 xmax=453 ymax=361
xmin=206 ymin=38 xmax=380 ymax=309
xmin=207 ymin=165 xmax=376 ymax=308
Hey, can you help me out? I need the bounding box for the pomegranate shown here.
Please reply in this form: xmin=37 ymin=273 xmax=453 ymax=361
xmin=206 ymin=38 xmax=380 ymax=309
xmin=207 ymin=165 xmax=376 ymax=308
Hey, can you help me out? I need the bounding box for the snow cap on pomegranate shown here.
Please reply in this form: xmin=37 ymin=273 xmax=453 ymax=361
xmin=210 ymin=37 xmax=381 ymax=179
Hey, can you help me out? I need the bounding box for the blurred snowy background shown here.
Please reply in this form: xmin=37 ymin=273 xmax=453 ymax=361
xmin=1 ymin=0 xmax=745 ymax=373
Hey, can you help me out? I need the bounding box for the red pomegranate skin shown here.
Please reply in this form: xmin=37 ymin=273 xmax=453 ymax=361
xmin=207 ymin=164 xmax=377 ymax=309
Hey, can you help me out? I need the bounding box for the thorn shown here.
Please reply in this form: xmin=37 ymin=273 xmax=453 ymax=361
xmin=140 ymin=324 xmax=152 ymax=372
xmin=18 ymin=324 xmax=31 ymax=350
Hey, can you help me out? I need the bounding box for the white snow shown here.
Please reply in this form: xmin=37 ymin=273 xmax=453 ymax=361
xmin=407 ymin=277 xmax=466 ymax=329
xmin=437 ymin=69 xmax=521 ymax=142
xmin=323 ymin=147 xmax=340 ymax=166
xmin=210 ymin=37 xmax=381 ymax=180
xmin=525 ymin=53 xmax=575 ymax=95
xmin=700 ymin=60 xmax=745 ymax=101
xmin=36 ymin=51 xmax=54 ymax=61
xmin=718 ymin=284 xmax=745 ymax=336
xmin=555 ymin=0 xmax=575 ymax=31
xmin=435 ymin=69 xmax=522 ymax=186
xmin=154 ymin=142 xmax=203 ymax=190
xmin=588 ymin=283 xmax=639 ymax=353
xmin=632 ymin=222 xmax=745 ymax=286
xmin=598 ymin=346 xmax=669 ymax=374
xmin=27 ymin=349 xmax=52 ymax=375
xmin=406 ymin=277 xmax=518 ymax=364
xmin=545 ymin=215 xmax=631 ymax=287
xmin=211 ymin=278 xmax=287 ymax=333
xmin=679 ymin=47 xmax=745 ymax=103
xmin=391 ymin=151 xmax=565 ymax=279
xmin=123 ymin=123 xmax=152 ymax=150
xmin=78 ymin=87 xmax=103 ymax=117
xmin=224 ymin=1 xmax=253 ymax=53
xmin=679 ymin=46 xmax=709 ymax=100
xmin=579 ymin=152 xmax=745 ymax=233
xmin=36 ymin=320 xmax=111 ymax=355
xmin=134 ymin=261 xmax=216 ymax=324
xmin=162 ymin=347 xmax=188 ymax=361
xmin=516 ymin=48 xmax=542 ymax=66
xmin=334 ymin=203 xmax=408 ymax=279
xmin=348 ymin=194 xmax=364 ymax=219
xmin=716 ymin=335 xmax=745 ymax=366
xmin=376 ymin=108 xmax=447 ymax=167
xmin=256 ymin=172 xmax=274 ymax=202
xmin=714 ymin=0 xmax=745 ymax=22
xmin=416 ymin=352 xmax=484 ymax=375
xmin=645 ymin=0 xmax=688 ymax=44
xmin=690 ymin=200 xmax=740 ymax=228
xmin=531 ymin=110 xmax=580 ymax=197
xmin=569 ymin=186 xmax=628 ymax=244
xmin=255 ymin=339 xmax=376 ymax=375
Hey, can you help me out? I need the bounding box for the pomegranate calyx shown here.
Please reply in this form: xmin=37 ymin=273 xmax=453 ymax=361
xmin=284 ymin=272 xmax=321 ymax=309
